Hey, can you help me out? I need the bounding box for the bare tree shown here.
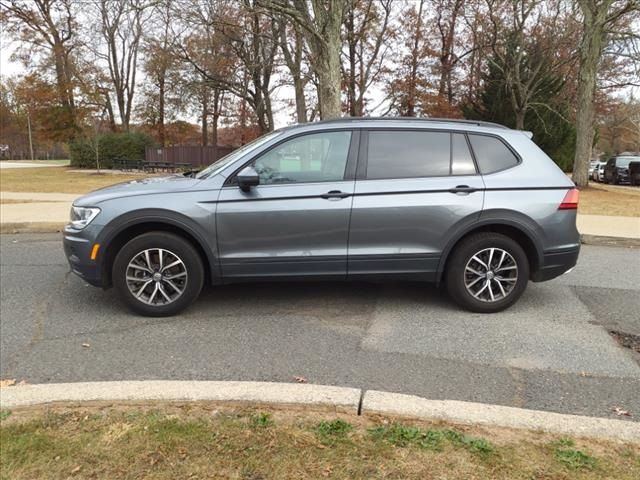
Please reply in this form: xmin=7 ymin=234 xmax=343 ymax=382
xmin=140 ymin=0 xmax=181 ymax=146
xmin=384 ymin=0 xmax=431 ymax=116
xmin=572 ymin=0 xmax=639 ymax=187
xmin=434 ymin=0 xmax=466 ymax=104
xmin=280 ymin=20 xmax=309 ymax=123
xmin=484 ymin=0 xmax=576 ymax=130
xmin=96 ymin=0 xmax=149 ymax=131
xmin=262 ymin=0 xmax=349 ymax=119
xmin=1 ymin=0 xmax=80 ymax=135
xmin=342 ymin=0 xmax=393 ymax=116
xmin=178 ymin=0 xmax=280 ymax=134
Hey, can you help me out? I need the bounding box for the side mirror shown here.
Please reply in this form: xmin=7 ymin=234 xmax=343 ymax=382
xmin=237 ymin=166 xmax=260 ymax=192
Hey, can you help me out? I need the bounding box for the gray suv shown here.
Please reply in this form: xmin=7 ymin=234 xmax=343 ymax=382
xmin=63 ymin=118 xmax=580 ymax=316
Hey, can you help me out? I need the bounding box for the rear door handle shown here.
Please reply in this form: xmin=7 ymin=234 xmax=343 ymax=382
xmin=320 ymin=190 xmax=351 ymax=199
xmin=449 ymin=185 xmax=476 ymax=194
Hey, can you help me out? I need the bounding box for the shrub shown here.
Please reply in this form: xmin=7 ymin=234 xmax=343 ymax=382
xmin=69 ymin=131 xmax=156 ymax=169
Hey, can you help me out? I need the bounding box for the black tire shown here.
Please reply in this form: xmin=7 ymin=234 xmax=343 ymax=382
xmin=445 ymin=232 xmax=530 ymax=313
xmin=112 ymin=232 xmax=204 ymax=316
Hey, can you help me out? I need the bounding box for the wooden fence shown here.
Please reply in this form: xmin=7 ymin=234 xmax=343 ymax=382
xmin=145 ymin=145 xmax=235 ymax=167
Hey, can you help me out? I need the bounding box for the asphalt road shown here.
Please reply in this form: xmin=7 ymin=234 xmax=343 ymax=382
xmin=1 ymin=233 xmax=639 ymax=420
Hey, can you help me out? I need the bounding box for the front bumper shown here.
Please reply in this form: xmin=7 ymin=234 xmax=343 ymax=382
xmin=62 ymin=224 xmax=104 ymax=287
xmin=531 ymin=245 xmax=580 ymax=282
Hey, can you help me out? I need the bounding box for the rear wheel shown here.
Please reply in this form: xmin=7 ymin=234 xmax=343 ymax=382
xmin=113 ymin=232 xmax=204 ymax=316
xmin=446 ymin=233 xmax=530 ymax=313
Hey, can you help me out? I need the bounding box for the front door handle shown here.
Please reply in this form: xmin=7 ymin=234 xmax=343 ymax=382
xmin=449 ymin=185 xmax=476 ymax=194
xmin=320 ymin=190 xmax=351 ymax=199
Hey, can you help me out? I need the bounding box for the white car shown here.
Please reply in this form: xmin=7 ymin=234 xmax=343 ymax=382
xmin=593 ymin=162 xmax=606 ymax=182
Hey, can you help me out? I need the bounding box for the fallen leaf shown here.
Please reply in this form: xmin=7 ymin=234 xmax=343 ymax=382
xmin=82 ymin=343 xmax=90 ymax=348
xmin=293 ymin=376 xmax=307 ymax=383
xmin=71 ymin=466 xmax=81 ymax=474
xmin=611 ymin=406 xmax=632 ymax=417
xmin=0 ymin=379 xmax=16 ymax=388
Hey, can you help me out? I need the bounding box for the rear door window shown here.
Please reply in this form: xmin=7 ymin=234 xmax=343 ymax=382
xmin=366 ymin=131 xmax=453 ymax=179
xmin=468 ymin=134 xmax=519 ymax=174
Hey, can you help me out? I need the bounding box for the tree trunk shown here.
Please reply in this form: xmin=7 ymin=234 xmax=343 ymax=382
xmin=158 ymin=75 xmax=165 ymax=147
xmin=406 ymin=0 xmax=425 ymax=117
xmin=201 ymin=88 xmax=208 ymax=147
xmin=293 ymin=77 xmax=307 ymax=123
xmin=280 ymin=24 xmax=307 ymax=123
xmin=315 ymin=38 xmax=342 ymax=119
xmin=515 ymin=109 xmax=526 ymax=130
xmin=572 ymin=1 xmax=610 ymax=188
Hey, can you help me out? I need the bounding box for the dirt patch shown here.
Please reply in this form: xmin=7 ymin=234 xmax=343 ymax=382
xmin=609 ymin=330 xmax=640 ymax=354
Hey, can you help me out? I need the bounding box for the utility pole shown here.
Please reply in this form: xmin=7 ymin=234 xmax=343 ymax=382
xmin=27 ymin=111 xmax=34 ymax=161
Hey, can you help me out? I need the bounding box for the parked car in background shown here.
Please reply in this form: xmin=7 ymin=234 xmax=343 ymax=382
xmin=593 ymin=162 xmax=606 ymax=182
xmin=589 ymin=160 xmax=599 ymax=178
xmin=63 ymin=117 xmax=580 ymax=317
xmin=604 ymin=155 xmax=640 ymax=184
xmin=629 ymin=161 xmax=640 ymax=186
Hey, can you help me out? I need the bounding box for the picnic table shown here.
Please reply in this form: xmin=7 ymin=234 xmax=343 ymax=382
xmin=149 ymin=161 xmax=192 ymax=173
xmin=112 ymin=159 xmax=143 ymax=171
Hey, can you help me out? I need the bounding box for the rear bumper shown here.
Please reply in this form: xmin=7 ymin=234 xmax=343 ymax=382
xmin=531 ymin=245 xmax=580 ymax=282
xmin=62 ymin=224 xmax=104 ymax=287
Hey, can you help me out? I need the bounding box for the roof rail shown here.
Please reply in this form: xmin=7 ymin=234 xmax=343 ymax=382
xmin=312 ymin=116 xmax=510 ymax=130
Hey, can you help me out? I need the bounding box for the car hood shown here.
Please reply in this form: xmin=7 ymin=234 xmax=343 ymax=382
xmin=73 ymin=175 xmax=201 ymax=206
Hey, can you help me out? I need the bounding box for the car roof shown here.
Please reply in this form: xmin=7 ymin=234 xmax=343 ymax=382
xmin=278 ymin=117 xmax=511 ymax=134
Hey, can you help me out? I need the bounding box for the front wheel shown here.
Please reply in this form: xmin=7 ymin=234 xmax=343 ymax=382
xmin=113 ymin=232 xmax=204 ymax=316
xmin=445 ymin=233 xmax=530 ymax=313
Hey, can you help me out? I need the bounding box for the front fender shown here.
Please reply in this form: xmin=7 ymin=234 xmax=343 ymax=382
xmin=97 ymin=208 xmax=220 ymax=285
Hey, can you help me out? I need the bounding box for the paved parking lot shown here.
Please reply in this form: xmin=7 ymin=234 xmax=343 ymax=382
xmin=1 ymin=233 xmax=639 ymax=420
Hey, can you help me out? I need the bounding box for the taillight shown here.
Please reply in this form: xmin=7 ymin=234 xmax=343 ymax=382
xmin=559 ymin=188 xmax=579 ymax=210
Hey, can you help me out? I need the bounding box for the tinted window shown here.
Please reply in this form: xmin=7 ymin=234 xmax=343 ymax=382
xmin=251 ymin=131 xmax=351 ymax=185
xmin=451 ymin=133 xmax=476 ymax=175
xmin=367 ymin=131 xmax=450 ymax=179
xmin=616 ymin=157 xmax=639 ymax=167
xmin=468 ymin=134 xmax=519 ymax=174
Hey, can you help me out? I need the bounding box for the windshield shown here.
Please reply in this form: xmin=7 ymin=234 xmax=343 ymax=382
xmin=195 ymin=130 xmax=283 ymax=180
xmin=616 ymin=156 xmax=640 ymax=168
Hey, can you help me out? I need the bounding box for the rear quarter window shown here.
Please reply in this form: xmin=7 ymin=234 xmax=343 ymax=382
xmin=468 ymin=134 xmax=519 ymax=174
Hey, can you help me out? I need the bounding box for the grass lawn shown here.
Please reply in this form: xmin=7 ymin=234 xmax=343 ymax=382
xmin=579 ymin=184 xmax=640 ymax=217
xmin=1 ymin=403 xmax=638 ymax=479
xmin=0 ymin=167 xmax=149 ymax=194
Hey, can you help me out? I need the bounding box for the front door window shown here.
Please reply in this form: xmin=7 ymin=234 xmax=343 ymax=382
xmin=251 ymin=131 xmax=352 ymax=185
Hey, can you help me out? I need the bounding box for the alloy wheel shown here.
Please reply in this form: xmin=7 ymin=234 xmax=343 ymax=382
xmin=125 ymin=248 xmax=188 ymax=306
xmin=464 ymin=247 xmax=518 ymax=303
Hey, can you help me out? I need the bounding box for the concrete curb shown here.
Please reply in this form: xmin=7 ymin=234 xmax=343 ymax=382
xmin=580 ymin=234 xmax=640 ymax=248
xmin=2 ymin=381 xmax=639 ymax=442
xmin=0 ymin=222 xmax=65 ymax=234
xmin=362 ymin=390 xmax=640 ymax=443
xmin=0 ymin=381 xmax=361 ymax=414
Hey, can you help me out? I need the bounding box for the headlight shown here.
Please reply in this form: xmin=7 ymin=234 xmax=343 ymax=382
xmin=69 ymin=206 xmax=100 ymax=229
